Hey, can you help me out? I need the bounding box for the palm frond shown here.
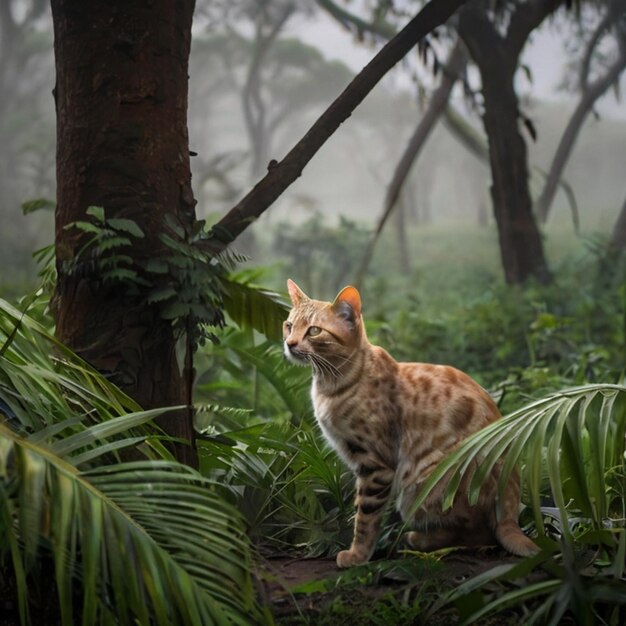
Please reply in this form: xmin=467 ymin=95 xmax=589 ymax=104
xmin=411 ymin=384 xmax=626 ymax=540
xmin=229 ymin=342 xmax=312 ymax=418
xmin=198 ymin=415 xmax=352 ymax=556
xmin=1 ymin=421 xmax=260 ymax=626
xmin=435 ymin=537 xmax=626 ymax=625
xmin=0 ymin=298 xmax=170 ymax=463
xmin=220 ymin=271 xmax=289 ymax=341
xmin=0 ymin=298 xmax=142 ymax=431
xmin=1 ymin=298 xmax=262 ymax=624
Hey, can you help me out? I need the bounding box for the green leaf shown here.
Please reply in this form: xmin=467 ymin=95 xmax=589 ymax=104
xmin=98 ymin=235 xmax=133 ymax=251
xmin=221 ymin=274 xmax=288 ymax=341
xmin=461 ymin=580 xmax=561 ymax=625
xmin=102 ymin=268 xmax=141 ymax=284
xmin=50 ymin=406 xmax=177 ymax=458
xmin=107 ymin=218 xmax=145 ymax=238
xmin=144 ymin=258 xmax=170 ymax=274
xmin=21 ymin=197 xmax=56 ymax=214
xmin=147 ymin=286 xmax=178 ymax=304
xmin=1 ymin=423 xmax=260 ymax=625
xmin=66 ymin=220 xmax=102 ymax=234
xmin=410 ymin=384 xmax=626 ymax=542
xmin=85 ymin=206 xmax=105 ymax=222
xmin=160 ymin=302 xmax=190 ymax=320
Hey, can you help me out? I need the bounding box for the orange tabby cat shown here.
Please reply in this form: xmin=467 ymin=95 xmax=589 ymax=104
xmin=284 ymin=280 xmax=538 ymax=568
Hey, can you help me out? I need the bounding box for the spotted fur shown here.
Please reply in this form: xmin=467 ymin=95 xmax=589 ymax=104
xmin=284 ymin=280 xmax=538 ymax=568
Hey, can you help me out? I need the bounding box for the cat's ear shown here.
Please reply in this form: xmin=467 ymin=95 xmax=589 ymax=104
xmin=287 ymin=279 xmax=309 ymax=306
xmin=332 ymin=286 xmax=362 ymax=321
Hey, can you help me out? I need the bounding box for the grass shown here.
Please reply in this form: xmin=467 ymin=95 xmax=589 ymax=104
xmin=3 ymin=216 xmax=625 ymax=625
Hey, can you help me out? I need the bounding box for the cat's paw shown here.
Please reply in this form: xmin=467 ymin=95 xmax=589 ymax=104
xmin=336 ymin=549 xmax=368 ymax=568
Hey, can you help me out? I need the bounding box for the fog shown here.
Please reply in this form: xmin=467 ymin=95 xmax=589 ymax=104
xmin=1 ymin=1 xmax=625 ymax=292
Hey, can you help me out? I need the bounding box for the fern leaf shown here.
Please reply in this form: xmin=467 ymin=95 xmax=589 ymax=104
xmin=1 ymin=423 xmax=259 ymax=626
xmin=221 ymin=274 xmax=289 ymax=341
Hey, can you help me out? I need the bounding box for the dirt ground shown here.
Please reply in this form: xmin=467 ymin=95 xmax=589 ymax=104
xmin=259 ymin=549 xmax=531 ymax=624
xmin=262 ymin=549 xmax=523 ymax=592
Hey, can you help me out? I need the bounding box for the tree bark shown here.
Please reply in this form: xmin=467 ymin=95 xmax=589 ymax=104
xmin=535 ymin=11 xmax=626 ymax=223
xmin=458 ymin=1 xmax=557 ymax=284
xmin=480 ymin=68 xmax=551 ymax=284
xmin=51 ymin=0 xmax=198 ymax=466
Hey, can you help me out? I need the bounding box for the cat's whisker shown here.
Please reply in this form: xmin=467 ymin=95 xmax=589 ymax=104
xmin=332 ymin=352 xmax=357 ymax=367
xmin=310 ymin=353 xmax=342 ymax=380
xmin=310 ymin=355 xmax=333 ymax=379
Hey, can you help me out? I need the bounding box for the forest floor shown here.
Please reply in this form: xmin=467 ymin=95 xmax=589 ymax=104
xmin=260 ymin=549 xmax=538 ymax=625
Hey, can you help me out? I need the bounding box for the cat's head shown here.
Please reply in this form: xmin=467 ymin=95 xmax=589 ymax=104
xmin=283 ymin=279 xmax=363 ymax=375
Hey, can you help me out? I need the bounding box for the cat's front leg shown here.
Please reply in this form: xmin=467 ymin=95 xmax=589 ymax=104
xmin=337 ymin=465 xmax=394 ymax=568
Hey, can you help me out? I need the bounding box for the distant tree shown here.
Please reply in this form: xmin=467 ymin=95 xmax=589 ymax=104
xmin=456 ymin=0 xmax=562 ymax=284
xmin=610 ymin=193 xmax=626 ymax=252
xmin=0 ymin=1 xmax=49 ymax=195
xmin=206 ymin=0 xmax=469 ymax=252
xmin=536 ymin=0 xmax=626 ymax=223
xmin=192 ymin=1 xmax=353 ymax=182
xmin=321 ymin=0 xmax=559 ymax=284
xmin=239 ymin=1 xmax=296 ymax=179
xmin=0 ymin=1 xmax=52 ymax=271
xmin=355 ymin=39 xmax=469 ymax=283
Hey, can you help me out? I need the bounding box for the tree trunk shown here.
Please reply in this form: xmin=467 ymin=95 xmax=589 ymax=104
xmin=458 ymin=1 xmax=555 ymax=284
xmin=480 ymin=68 xmax=551 ymax=284
xmin=610 ymin=194 xmax=626 ymax=251
xmin=355 ymin=39 xmax=468 ymax=284
xmin=598 ymin=193 xmax=626 ymax=287
xmin=51 ymin=0 xmax=198 ymax=466
xmin=394 ymin=191 xmax=411 ymax=273
xmin=535 ymin=46 xmax=626 ymax=223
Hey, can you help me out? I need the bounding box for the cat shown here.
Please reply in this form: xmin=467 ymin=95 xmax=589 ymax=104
xmin=284 ymin=279 xmax=538 ymax=568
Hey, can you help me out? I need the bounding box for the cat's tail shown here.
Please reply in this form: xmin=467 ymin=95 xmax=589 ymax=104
xmin=495 ymin=519 xmax=539 ymax=557
xmin=492 ymin=465 xmax=539 ymax=557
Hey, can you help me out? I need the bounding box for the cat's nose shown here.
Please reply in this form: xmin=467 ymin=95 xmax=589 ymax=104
xmin=286 ymin=339 xmax=298 ymax=351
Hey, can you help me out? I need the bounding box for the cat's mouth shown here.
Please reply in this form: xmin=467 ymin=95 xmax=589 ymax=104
xmin=284 ymin=344 xmax=310 ymax=366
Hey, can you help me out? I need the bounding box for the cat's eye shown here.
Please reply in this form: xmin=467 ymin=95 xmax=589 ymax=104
xmin=308 ymin=326 xmax=322 ymax=337
xmin=284 ymin=321 xmax=293 ymax=332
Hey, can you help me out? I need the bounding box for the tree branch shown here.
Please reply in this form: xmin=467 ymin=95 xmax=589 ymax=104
xmin=316 ymin=0 xmax=492 ymax=178
xmin=536 ymin=44 xmax=626 ymax=223
xmin=242 ymin=4 xmax=294 ymax=177
xmin=442 ymin=103 xmax=489 ymax=162
xmin=204 ymin=0 xmax=468 ymax=253
xmin=579 ymin=5 xmax=617 ymax=93
xmin=315 ymin=0 xmax=396 ymax=40
xmin=507 ymin=0 xmax=563 ymax=59
xmin=355 ymin=39 xmax=468 ymax=285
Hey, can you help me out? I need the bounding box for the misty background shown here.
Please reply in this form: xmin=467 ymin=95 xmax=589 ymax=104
xmin=1 ymin=0 xmax=625 ymax=297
